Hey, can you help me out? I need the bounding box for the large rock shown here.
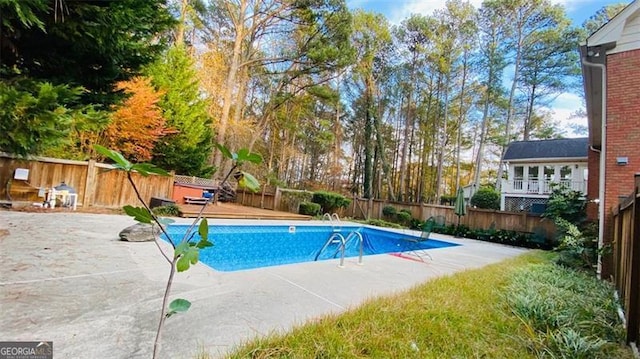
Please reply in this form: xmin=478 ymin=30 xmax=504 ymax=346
xmin=119 ymin=223 xmax=160 ymax=242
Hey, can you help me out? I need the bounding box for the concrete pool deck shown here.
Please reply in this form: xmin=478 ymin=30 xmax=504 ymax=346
xmin=0 ymin=211 xmax=529 ymax=358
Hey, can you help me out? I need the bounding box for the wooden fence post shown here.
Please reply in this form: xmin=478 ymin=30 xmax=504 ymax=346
xmin=627 ymin=175 xmax=640 ymax=344
xmin=167 ymin=171 xmax=175 ymax=199
xmin=83 ymin=159 xmax=96 ymax=207
xmin=352 ymin=194 xmax=356 ymax=217
xmin=614 ymin=204 xmax=623 ymax=296
xmin=274 ymin=187 xmax=282 ymax=211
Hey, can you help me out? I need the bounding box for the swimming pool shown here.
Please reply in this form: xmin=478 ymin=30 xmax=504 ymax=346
xmin=163 ymin=224 xmax=459 ymax=271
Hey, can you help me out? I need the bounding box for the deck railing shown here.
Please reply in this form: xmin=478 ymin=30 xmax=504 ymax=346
xmin=504 ymin=179 xmax=586 ymax=194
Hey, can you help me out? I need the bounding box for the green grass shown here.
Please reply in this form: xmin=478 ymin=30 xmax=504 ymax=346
xmin=198 ymin=251 xmax=632 ymax=358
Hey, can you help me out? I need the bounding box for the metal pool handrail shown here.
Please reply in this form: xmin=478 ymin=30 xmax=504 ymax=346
xmin=338 ymin=231 xmax=364 ymax=268
xmin=314 ymin=230 xmax=364 ymax=267
xmin=322 ymin=212 xmax=342 ymax=232
xmin=314 ymin=232 xmax=345 ymax=261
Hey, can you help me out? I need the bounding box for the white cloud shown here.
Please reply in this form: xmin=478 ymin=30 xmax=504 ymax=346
xmin=386 ymin=0 xmax=483 ymax=24
xmin=543 ymin=106 xmax=588 ymax=137
xmin=552 ymin=92 xmax=585 ymax=110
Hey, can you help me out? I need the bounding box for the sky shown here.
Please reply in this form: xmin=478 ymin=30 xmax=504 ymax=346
xmin=345 ymin=0 xmax=631 ymax=138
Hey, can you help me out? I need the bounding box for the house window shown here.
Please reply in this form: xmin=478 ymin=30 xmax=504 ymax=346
xmin=528 ymin=166 xmax=539 ymax=180
xmin=514 ymin=166 xmax=524 ymax=190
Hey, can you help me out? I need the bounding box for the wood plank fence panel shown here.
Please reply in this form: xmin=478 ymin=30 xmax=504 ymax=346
xmin=0 ymin=154 xmax=173 ymax=208
xmin=611 ymin=174 xmax=640 ymax=346
xmin=235 ymin=187 xmax=556 ymax=238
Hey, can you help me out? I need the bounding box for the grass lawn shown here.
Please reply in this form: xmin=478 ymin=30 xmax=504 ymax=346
xmin=211 ymin=251 xmax=632 ymax=359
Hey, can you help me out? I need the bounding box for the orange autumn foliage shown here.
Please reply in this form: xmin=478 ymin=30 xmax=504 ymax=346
xmin=104 ymin=77 xmax=172 ymax=162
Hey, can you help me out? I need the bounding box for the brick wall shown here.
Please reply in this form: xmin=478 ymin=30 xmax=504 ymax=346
xmin=604 ymin=49 xmax=640 ymax=216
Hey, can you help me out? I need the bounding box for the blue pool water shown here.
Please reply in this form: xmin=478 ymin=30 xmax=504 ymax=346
xmin=163 ymin=224 xmax=459 ymax=272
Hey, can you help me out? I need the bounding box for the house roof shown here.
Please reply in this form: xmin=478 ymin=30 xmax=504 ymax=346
xmin=503 ymin=138 xmax=588 ymax=161
xmin=580 ymin=0 xmax=640 ymax=148
xmin=585 ymin=0 xmax=640 ymax=53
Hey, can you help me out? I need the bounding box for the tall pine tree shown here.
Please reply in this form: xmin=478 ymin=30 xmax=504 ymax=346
xmin=146 ymin=45 xmax=213 ymax=177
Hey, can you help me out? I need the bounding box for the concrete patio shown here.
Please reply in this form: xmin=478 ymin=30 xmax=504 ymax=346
xmin=0 ymin=211 xmax=528 ymax=358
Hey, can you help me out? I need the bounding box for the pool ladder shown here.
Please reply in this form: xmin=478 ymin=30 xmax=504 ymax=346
xmin=314 ymin=230 xmax=364 ymax=267
xmin=322 ymin=212 xmax=342 ymax=232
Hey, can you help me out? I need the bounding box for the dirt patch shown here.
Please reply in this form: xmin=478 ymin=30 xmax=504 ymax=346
xmin=0 ymin=229 xmax=8 ymax=239
xmin=9 ymin=205 xmax=123 ymax=215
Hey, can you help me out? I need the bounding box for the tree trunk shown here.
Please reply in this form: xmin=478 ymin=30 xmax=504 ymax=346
xmin=435 ymin=72 xmax=450 ymax=204
xmin=363 ymin=75 xmax=374 ymax=199
xmin=455 ymin=50 xmax=469 ymax=190
xmin=523 ymin=80 xmax=537 ymax=140
xmin=496 ymin=26 xmax=523 ymax=191
xmin=175 ymin=0 xmax=189 ymax=45
xmin=213 ymin=0 xmax=247 ymax=173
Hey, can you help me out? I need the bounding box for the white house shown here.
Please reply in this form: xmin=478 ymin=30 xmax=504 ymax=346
xmin=500 ymin=138 xmax=588 ymax=212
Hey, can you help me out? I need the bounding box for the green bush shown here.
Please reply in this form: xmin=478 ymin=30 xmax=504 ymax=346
xmin=152 ymin=204 xmax=181 ymax=217
xmin=363 ymin=218 xmax=403 ymax=229
xmin=382 ymin=205 xmax=397 ymax=217
xmin=440 ymin=195 xmax=456 ymax=206
xmin=553 ymin=218 xmax=598 ymax=270
xmin=542 ymin=184 xmax=597 ymax=272
xmin=299 ymin=201 xmax=321 ymax=216
xmin=281 ymin=190 xmax=313 ymax=213
xmin=470 ymin=187 xmax=500 ymax=210
xmin=543 ymin=185 xmax=587 ymax=224
xmin=311 ymin=191 xmax=351 ymax=214
xmin=396 ymin=210 xmax=412 ymax=225
xmin=430 ymin=223 xmax=552 ymax=249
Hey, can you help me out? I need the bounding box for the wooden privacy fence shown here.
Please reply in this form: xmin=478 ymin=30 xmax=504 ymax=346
xmin=0 ymin=153 xmax=174 ymax=208
xmin=237 ymin=187 xmax=556 ymax=238
xmin=611 ymin=174 xmax=640 ymax=346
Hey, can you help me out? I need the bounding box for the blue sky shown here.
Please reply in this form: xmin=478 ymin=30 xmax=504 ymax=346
xmin=345 ymin=0 xmax=630 ymax=137
xmin=346 ymin=0 xmax=622 ymax=26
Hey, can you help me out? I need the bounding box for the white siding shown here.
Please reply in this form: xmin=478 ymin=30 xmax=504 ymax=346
xmin=610 ymin=12 xmax=640 ymax=54
xmin=587 ymin=3 xmax=640 ymax=52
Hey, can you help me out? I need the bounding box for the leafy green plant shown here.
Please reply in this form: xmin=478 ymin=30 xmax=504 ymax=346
xmin=470 ymin=187 xmax=500 ymax=210
xmin=542 ymin=184 xmax=598 ymax=271
xmin=382 ymin=205 xmax=397 ymax=217
xmin=311 ymin=191 xmax=351 ymax=214
xmin=0 ymin=80 xmax=99 ymax=156
xmin=396 ymin=210 xmax=412 ymax=225
xmin=440 ymin=195 xmax=456 ymax=206
xmin=506 ymin=263 xmax=625 ymax=358
xmin=553 ymin=218 xmax=598 ymax=270
xmin=363 ymin=218 xmax=403 ymax=229
xmin=95 ymin=143 xmax=261 ymax=359
xmin=430 ymin=223 xmax=551 ymax=249
xmin=299 ymin=201 xmax=321 ymax=216
xmin=543 ymin=184 xmax=587 ymax=224
xmin=152 ymin=204 xmax=181 ymax=217
xmin=281 ymin=190 xmax=313 ymax=213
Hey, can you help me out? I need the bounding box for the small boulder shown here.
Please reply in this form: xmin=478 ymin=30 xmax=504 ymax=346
xmin=119 ymin=223 xmax=160 ymax=242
